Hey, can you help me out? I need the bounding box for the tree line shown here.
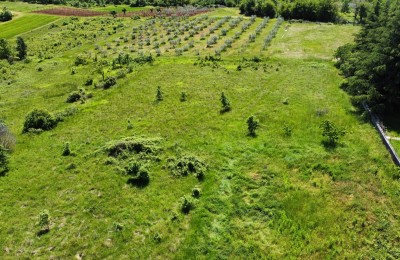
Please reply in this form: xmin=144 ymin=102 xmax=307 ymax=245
xmin=335 ymin=0 xmax=400 ymax=114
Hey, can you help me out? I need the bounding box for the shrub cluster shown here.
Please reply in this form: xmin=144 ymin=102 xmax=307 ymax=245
xmin=23 ymin=109 xmax=58 ymax=133
xmin=168 ymin=155 xmax=206 ymax=180
xmin=0 ymin=7 xmax=12 ymax=22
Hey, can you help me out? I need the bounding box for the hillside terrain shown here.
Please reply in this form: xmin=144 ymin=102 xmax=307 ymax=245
xmin=0 ymin=2 xmax=400 ymax=258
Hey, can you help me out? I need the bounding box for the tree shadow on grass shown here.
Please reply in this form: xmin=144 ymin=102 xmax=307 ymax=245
xmin=126 ymin=177 xmax=149 ymax=188
xmin=321 ymin=140 xmax=344 ymax=151
xmin=0 ymin=169 xmax=8 ymax=177
xmin=36 ymin=229 xmax=49 ymax=237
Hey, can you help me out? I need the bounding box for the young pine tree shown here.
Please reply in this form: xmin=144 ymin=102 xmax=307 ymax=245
xmin=247 ymin=115 xmax=259 ymax=137
xmin=16 ymin=37 xmax=27 ymax=60
xmin=156 ymin=86 xmax=163 ymax=101
xmin=220 ymin=92 xmax=231 ymax=113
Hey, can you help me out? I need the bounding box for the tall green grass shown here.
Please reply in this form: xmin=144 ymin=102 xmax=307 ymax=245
xmin=0 ymin=14 xmax=59 ymax=39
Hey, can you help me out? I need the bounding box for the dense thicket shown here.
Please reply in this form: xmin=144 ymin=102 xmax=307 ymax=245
xmin=280 ymin=0 xmax=338 ymax=22
xmin=0 ymin=7 xmax=13 ymax=22
xmin=239 ymin=0 xmax=276 ymax=18
xmin=335 ymin=0 xmax=400 ymax=113
xmin=239 ymin=0 xmax=338 ymax=21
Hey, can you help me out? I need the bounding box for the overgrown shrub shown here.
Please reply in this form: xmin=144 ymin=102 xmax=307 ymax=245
xmin=168 ymin=155 xmax=206 ymax=180
xmin=23 ymin=109 xmax=57 ymax=133
xmin=247 ymin=115 xmax=259 ymax=136
xmin=126 ymin=161 xmax=150 ymax=187
xmin=0 ymin=7 xmax=12 ymax=22
xmin=100 ymin=76 xmax=117 ymax=89
xmin=220 ymin=92 xmax=231 ymax=113
xmin=74 ymin=55 xmax=88 ymax=66
xmin=104 ymin=136 xmax=161 ymax=157
xmin=181 ymin=195 xmax=195 ymax=214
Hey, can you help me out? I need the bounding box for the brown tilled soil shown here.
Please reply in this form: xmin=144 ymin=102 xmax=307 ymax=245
xmin=33 ymin=6 xmax=210 ymax=18
xmin=33 ymin=7 xmax=105 ymax=17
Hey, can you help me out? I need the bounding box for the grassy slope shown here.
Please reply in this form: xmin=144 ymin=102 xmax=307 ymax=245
xmin=0 ymin=14 xmax=59 ymax=39
xmin=0 ymin=8 xmax=400 ymax=259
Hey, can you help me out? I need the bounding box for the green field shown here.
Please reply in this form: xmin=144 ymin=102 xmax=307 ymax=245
xmin=0 ymin=14 xmax=59 ymax=39
xmin=0 ymin=5 xmax=400 ymax=259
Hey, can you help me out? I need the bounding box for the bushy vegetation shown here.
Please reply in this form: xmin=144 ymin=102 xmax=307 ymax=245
xmin=0 ymin=7 xmax=12 ymax=22
xmin=280 ymin=0 xmax=338 ymax=22
xmin=104 ymin=136 xmax=161 ymax=157
xmin=0 ymin=2 xmax=399 ymax=259
xmin=239 ymin=0 xmax=277 ymax=18
xmin=22 ymin=109 xmax=58 ymax=133
xmin=335 ymin=0 xmax=400 ymax=113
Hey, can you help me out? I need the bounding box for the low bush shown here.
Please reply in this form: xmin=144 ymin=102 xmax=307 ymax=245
xmin=168 ymin=155 xmax=206 ymax=180
xmin=104 ymin=136 xmax=161 ymax=157
xmin=23 ymin=109 xmax=57 ymax=133
xmin=126 ymin=161 xmax=150 ymax=187
xmin=181 ymin=195 xmax=195 ymax=214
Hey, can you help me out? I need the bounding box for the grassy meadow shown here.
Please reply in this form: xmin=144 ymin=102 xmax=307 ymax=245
xmin=0 ymin=2 xmax=400 ymax=258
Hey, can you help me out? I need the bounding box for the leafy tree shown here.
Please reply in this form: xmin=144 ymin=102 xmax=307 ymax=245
xmin=110 ymin=10 xmax=117 ymax=18
xmin=62 ymin=142 xmax=71 ymax=156
xmin=38 ymin=210 xmax=50 ymax=231
xmin=320 ymin=120 xmax=346 ymax=145
xmin=23 ymin=109 xmax=57 ymax=133
xmin=220 ymin=92 xmax=231 ymax=113
xmin=335 ymin=0 xmax=400 ymax=113
xmin=0 ymin=7 xmax=12 ymax=22
xmin=156 ymin=86 xmax=163 ymax=101
xmin=180 ymin=91 xmax=187 ymax=102
xmin=0 ymin=39 xmax=11 ymax=60
xmin=16 ymin=37 xmax=27 ymax=60
xmin=122 ymin=7 xmax=127 ymax=15
xmin=247 ymin=115 xmax=259 ymax=136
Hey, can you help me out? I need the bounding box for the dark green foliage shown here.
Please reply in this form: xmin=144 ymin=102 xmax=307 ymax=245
xmin=0 ymin=7 xmax=12 ymax=22
xmin=247 ymin=115 xmax=259 ymax=136
xmin=192 ymin=187 xmax=201 ymax=198
xmin=0 ymin=39 xmax=11 ymax=60
xmin=126 ymin=162 xmax=150 ymax=187
xmin=335 ymin=0 xmax=400 ymax=113
xmin=38 ymin=210 xmax=50 ymax=231
xmin=62 ymin=142 xmax=71 ymax=156
xmin=181 ymin=195 xmax=195 ymax=214
xmin=104 ymin=136 xmax=161 ymax=157
xmin=280 ymin=0 xmax=338 ymax=22
xmin=320 ymin=120 xmax=345 ymax=146
xmin=100 ymin=76 xmax=116 ymax=89
xmin=110 ymin=10 xmax=117 ymax=18
xmin=240 ymin=0 xmax=277 ymax=18
xmin=156 ymin=86 xmax=163 ymax=101
xmin=16 ymin=37 xmax=27 ymax=60
xmin=133 ymin=54 xmax=154 ymax=64
xmin=0 ymin=145 xmax=9 ymax=175
xmin=180 ymin=91 xmax=187 ymax=102
xmin=168 ymin=155 xmax=206 ymax=180
xmin=74 ymin=55 xmax=88 ymax=66
xmin=220 ymin=92 xmax=231 ymax=113
xmin=23 ymin=109 xmax=57 ymax=133
xmin=66 ymin=88 xmax=89 ymax=103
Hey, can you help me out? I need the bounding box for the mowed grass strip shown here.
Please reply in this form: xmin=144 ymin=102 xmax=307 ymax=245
xmin=0 ymin=14 xmax=59 ymax=39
